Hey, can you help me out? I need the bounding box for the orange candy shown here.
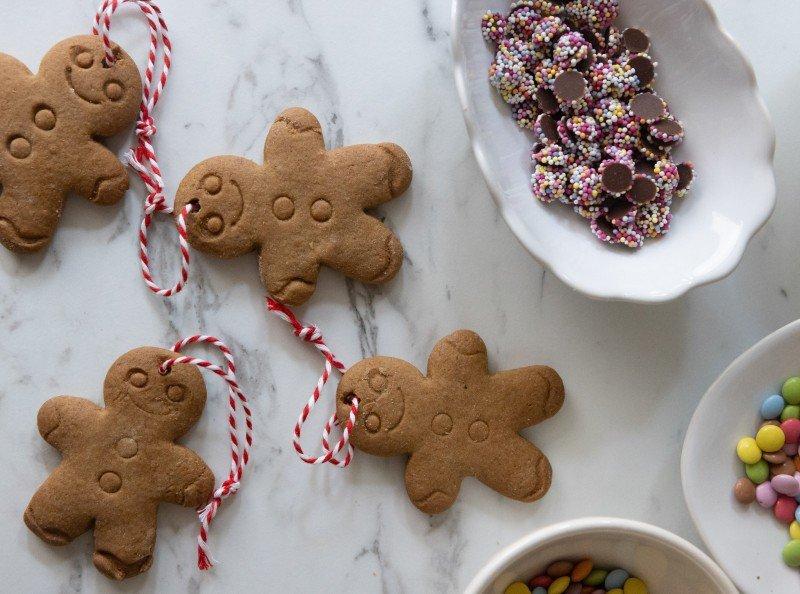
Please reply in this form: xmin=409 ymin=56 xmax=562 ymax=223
xmin=571 ymin=559 xmax=594 ymax=582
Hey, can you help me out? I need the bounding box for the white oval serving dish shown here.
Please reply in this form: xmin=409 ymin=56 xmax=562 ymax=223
xmin=452 ymin=0 xmax=775 ymax=303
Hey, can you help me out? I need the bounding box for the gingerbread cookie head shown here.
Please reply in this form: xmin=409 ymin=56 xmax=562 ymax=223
xmin=40 ymin=35 xmax=141 ymax=136
xmin=174 ymin=107 xmax=412 ymax=306
xmin=336 ymin=330 xmax=564 ymax=514
xmin=103 ymin=347 xmax=207 ymax=439
xmin=0 ymin=35 xmax=141 ymax=253
xmin=24 ymin=346 xmax=214 ymax=580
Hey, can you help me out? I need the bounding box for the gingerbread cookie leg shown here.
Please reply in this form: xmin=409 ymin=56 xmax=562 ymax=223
xmin=473 ymin=432 xmax=553 ymax=503
xmin=0 ymin=183 xmax=61 ymax=252
xmin=404 ymin=447 xmax=463 ymax=514
xmin=92 ymin=505 xmax=158 ymax=581
xmin=259 ymin=243 xmax=321 ymax=306
xmin=319 ymin=212 xmax=404 ymax=286
xmin=24 ymin=467 xmax=93 ymax=546
xmin=67 ymin=142 xmax=130 ymax=206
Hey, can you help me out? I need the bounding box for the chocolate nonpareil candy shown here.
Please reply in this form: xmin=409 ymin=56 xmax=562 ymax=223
xmin=24 ymin=347 xmax=214 ymax=580
xmin=174 ymin=107 xmax=412 ymax=306
xmin=336 ymin=330 xmax=564 ymax=514
xmin=0 ymin=35 xmax=141 ymax=252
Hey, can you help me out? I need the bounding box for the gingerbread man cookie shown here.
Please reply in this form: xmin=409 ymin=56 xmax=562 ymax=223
xmin=24 ymin=347 xmax=214 ymax=580
xmin=174 ymin=107 xmax=412 ymax=306
xmin=336 ymin=330 xmax=564 ymax=514
xmin=0 ymin=35 xmax=141 ymax=252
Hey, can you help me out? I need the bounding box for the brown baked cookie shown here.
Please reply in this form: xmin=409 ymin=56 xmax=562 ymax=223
xmin=23 ymin=347 xmax=214 ymax=581
xmin=0 ymin=35 xmax=141 ymax=252
xmin=336 ymin=330 xmax=564 ymax=514
xmin=174 ymin=107 xmax=412 ymax=306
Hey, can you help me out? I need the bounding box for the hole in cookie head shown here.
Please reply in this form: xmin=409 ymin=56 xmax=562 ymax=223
xmin=188 ymin=198 xmax=201 ymax=213
xmin=342 ymin=392 xmax=357 ymax=405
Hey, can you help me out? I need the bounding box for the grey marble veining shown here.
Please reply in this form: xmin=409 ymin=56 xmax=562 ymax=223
xmin=0 ymin=0 xmax=798 ymax=592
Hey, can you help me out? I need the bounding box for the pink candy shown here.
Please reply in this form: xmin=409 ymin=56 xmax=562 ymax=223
xmin=772 ymin=474 xmax=800 ymax=497
xmin=785 ymin=442 xmax=799 ymax=456
xmin=756 ymin=482 xmax=778 ymax=508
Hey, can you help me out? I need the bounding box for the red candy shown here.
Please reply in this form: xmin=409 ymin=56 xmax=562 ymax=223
xmin=782 ymin=419 xmax=800 ymax=444
xmin=774 ymin=495 xmax=798 ymax=524
xmin=529 ymin=574 xmax=554 ymax=587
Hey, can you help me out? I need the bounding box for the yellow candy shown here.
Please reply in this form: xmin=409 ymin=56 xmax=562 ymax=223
xmin=608 ymin=590 xmax=624 ymax=594
xmin=504 ymin=582 xmax=531 ymax=594
xmin=624 ymin=577 xmax=649 ymax=594
xmin=548 ymin=576 xmax=570 ymax=594
xmin=791 ymin=521 xmax=800 ymax=540
xmin=756 ymin=425 xmax=786 ymax=453
xmin=737 ymin=437 xmax=762 ymax=464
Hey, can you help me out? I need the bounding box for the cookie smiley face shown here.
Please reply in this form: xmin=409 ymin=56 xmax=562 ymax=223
xmin=336 ymin=330 xmax=565 ymax=514
xmin=174 ymin=107 xmax=412 ymax=306
xmin=103 ymin=347 xmax=207 ymax=439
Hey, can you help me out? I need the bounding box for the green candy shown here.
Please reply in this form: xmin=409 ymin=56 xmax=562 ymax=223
xmin=746 ymin=459 xmax=769 ymax=484
xmin=783 ymin=540 xmax=800 ymax=567
xmin=782 ymin=405 xmax=800 ymax=421
xmin=583 ymin=569 xmax=608 ymax=587
xmin=783 ymin=377 xmax=800 ymax=405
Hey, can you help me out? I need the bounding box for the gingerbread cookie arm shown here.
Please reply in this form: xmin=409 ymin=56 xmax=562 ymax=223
xmin=263 ymin=107 xmax=326 ymax=171
xmin=328 ymin=143 xmax=412 ymax=209
xmin=404 ymin=447 xmax=463 ymax=514
xmin=427 ymin=330 xmax=489 ymax=382
xmin=491 ymin=366 xmax=565 ymax=430
xmin=473 ymin=431 xmax=553 ymax=503
xmin=36 ymin=396 xmax=102 ymax=453
xmin=66 ymin=141 xmax=130 ymax=205
xmin=159 ymin=444 xmax=215 ymax=508
xmin=92 ymin=503 xmax=158 ymax=580
xmin=319 ymin=212 xmax=404 ymax=286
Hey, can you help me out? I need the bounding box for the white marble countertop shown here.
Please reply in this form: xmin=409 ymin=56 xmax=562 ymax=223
xmin=0 ymin=0 xmax=797 ymax=591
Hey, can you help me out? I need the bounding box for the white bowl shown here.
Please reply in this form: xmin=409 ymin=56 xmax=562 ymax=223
xmin=465 ymin=517 xmax=737 ymax=593
xmin=451 ymin=0 xmax=775 ymax=303
xmin=682 ymin=320 xmax=800 ymax=592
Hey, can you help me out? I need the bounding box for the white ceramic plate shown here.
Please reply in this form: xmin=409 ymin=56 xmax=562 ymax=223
xmin=452 ymin=0 xmax=775 ymax=303
xmin=465 ymin=517 xmax=737 ymax=594
xmin=682 ymin=320 xmax=800 ymax=592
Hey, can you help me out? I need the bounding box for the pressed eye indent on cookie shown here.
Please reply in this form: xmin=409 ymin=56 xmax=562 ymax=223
xmin=310 ymin=198 xmax=332 ymax=222
xmin=74 ymin=50 xmax=94 ymax=69
xmin=166 ymin=384 xmax=185 ymax=402
xmin=203 ymin=214 xmax=224 ymax=235
xmin=365 ymin=413 xmax=381 ymax=432
xmin=201 ymin=174 xmax=222 ymax=194
xmin=103 ymin=80 xmax=124 ymax=101
xmin=127 ymin=368 xmax=148 ymax=388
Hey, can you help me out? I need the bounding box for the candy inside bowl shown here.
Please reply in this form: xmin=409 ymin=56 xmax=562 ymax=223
xmin=464 ymin=517 xmax=736 ymax=594
xmin=682 ymin=319 xmax=800 ymax=591
xmin=452 ymin=0 xmax=775 ymax=302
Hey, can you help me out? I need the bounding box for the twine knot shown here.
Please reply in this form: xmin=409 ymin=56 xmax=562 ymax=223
xmin=136 ymin=116 xmax=157 ymax=140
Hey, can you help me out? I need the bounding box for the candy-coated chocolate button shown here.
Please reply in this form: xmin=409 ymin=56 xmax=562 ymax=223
xmin=756 ymin=425 xmax=786 ymax=452
xmin=761 ymin=394 xmax=785 ymax=419
xmin=548 ymin=576 xmax=570 ymax=594
xmin=783 ymin=405 xmax=800 ymax=421
xmin=737 ymin=437 xmax=762 ymax=464
xmin=746 ymin=459 xmax=769 ymax=484
xmin=791 ymin=521 xmax=800 ymax=540
xmin=571 ymin=559 xmax=593 ymax=582
xmin=784 ymin=377 xmax=800 ymax=405
xmin=734 ymin=477 xmax=756 ymax=503
xmin=583 ymin=569 xmax=607 ymax=587
xmin=546 ymin=560 xmax=574 ymax=578
xmin=783 ymin=540 xmax=800 ymax=566
xmin=604 ymin=569 xmax=629 ymax=589
xmin=504 ymin=582 xmax=531 ymax=594
xmin=623 ymin=577 xmax=648 ymax=594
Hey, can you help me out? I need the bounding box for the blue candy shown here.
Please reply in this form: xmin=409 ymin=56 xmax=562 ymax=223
xmin=795 ymin=506 xmax=800 ymax=523
xmin=605 ymin=568 xmax=630 ymax=589
xmin=532 ymin=589 xmax=547 ymax=594
xmin=762 ymin=394 xmax=786 ymax=420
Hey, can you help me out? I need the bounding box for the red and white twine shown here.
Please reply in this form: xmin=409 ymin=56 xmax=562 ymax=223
xmin=266 ymin=298 xmax=359 ymax=468
xmin=92 ymin=0 xmax=194 ymax=297
xmin=161 ymin=335 xmax=253 ymax=570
